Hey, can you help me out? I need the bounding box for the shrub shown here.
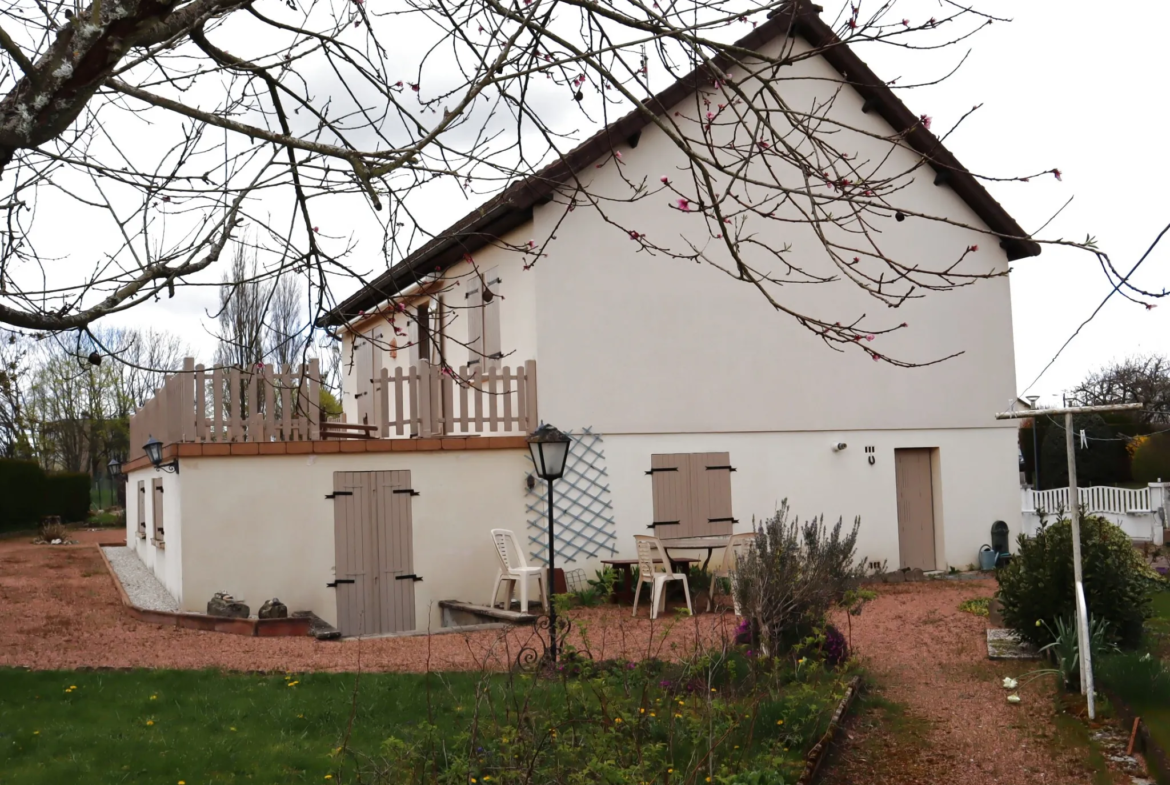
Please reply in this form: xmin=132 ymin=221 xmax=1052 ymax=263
xmin=1131 ymin=432 xmax=1170 ymax=485
xmin=1097 ymin=651 xmax=1170 ymax=709
xmin=996 ymin=515 xmax=1154 ymax=649
xmin=0 ymin=458 xmax=47 ymax=532
xmin=43 ymin=472 xmax=91 ymax=523
xmin=733 ymin=500 xmax=867 ymax=657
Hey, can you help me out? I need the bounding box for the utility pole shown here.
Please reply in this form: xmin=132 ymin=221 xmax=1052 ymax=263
xmin=995 ymin=401 xmax=1142 ymax=721
xmin=1026 ymin=394 xmax=1041 ymax=489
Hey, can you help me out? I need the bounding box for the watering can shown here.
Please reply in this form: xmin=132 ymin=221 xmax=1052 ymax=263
xmin=978 ymin=544 xmax=997 ymax=571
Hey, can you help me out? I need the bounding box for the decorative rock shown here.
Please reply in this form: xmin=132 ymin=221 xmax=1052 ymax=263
xmin=884 ymin=570 xmax=905 ymax=583
xmin=258 ymin=598 xmax=288 ymax=619
xmin=905 ymin=568 xmax=925 ymax=582
xmin=207 ymin=592 xmax=250 ymax=619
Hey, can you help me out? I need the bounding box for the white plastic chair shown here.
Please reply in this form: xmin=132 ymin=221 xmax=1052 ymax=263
xmin=632 ymin=535 xmax=693 ymax=619
xmin=489 ymin=529 xmax=548 ymax=613
xmin=708 ymin=532 xmax=754 ymax=613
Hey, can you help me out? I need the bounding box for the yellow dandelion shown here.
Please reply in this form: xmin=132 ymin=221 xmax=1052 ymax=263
xmin=150 ymin=695 xmax=157 ymax=700
xmin=179 ymin=781 xmax=186 ymax=784
xmin=798 ymin=658 xmax=806 ymax=664
xmin=324 ymin=777 xmax=333 ymax=781
xmin=288 ymin=681 xmax=299 ymax=687
xmin=471 ymin=779 xmax=477 ymax=784
xmin=734 ymin=745 xmax=740 ymax=749
xmin=298 ymin=714 xmax=305 ymax=719
xmin=650 ymin=712 xmax=656 ymax=717
xmin=706 ymin=779 xmax=712 ymax=783
xmin=668 ymin=769 xmax=673 ymax=774
xmin=614 ymin=717 xmax=623 ymax=724
xmin=501 ymin=738 xmax=508 ymax=744
xmin=776 ymin=720 xmax=783 ymax=726
xmin=285 ymin=675 xmax=292 ymax=680
xmin=146 ymin=720 xmax=155 ymax=726
xmin=69 ymin=685 xmax=77 ymax=690
xmin=674 ymin=713 xmax=682 ymax=719
xmin=640 ymin=708 xmax=645 ymax=714
xmin=33 ymin=731 xmax=39 ymax=735
xmin=711 ymin=688 xmax=716 ymax=692
xmin=230 ymin=727 xmax=237 ymax=732
xmin=484 ymin=778 xmax=492 ymax=782
xmin=678 ymin=700 xmax=684 ymax=706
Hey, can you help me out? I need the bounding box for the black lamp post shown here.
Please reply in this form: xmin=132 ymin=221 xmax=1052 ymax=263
xmin=107 ymin=455 xmax=123 ymax=479
xmin=527 ymin=423 xmax=571 ymax=663
xmin=143 ymin=435 xmax=179 ymax=474
xmin=1026 ymin=395 xmax=1041 ymax=489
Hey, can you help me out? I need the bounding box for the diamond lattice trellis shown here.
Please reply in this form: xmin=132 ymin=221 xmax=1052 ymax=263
xmin=524 ymin=427 xmax=617 ymax=565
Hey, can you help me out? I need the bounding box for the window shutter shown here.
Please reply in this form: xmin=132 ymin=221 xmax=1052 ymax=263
xmin=355 ymin=331 xmax=373 ymax=425
xmin=692 ymin=452 xmax=735 ymax=535
xmin=482 ymin=268 xmax=501 ymax=370
xmin=466 ymin=282 xmax=483 ymax=367
xmin=137 ymin=481 xmax=146 ymax=536
xmin=649 ymin=453 xmax=691 ymax=537
xmin=152 ymin=478 xmax=165 ymax=544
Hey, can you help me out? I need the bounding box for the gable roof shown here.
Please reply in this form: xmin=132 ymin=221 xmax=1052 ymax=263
xmin=320 ymin=1 xmax=1041 ymax=328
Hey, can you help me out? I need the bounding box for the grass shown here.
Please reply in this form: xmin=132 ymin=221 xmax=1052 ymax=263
xmin=0 ymin=660 xmax=854 ymax=785
xmin=958 ymin=597 xmax=990 ymax=617
xmin=0 ymin=668 xmax=483 ymax=785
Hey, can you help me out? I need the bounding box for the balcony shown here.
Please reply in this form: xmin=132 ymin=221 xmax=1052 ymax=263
xmin=128 ymin=358 xmax=538 ymax=461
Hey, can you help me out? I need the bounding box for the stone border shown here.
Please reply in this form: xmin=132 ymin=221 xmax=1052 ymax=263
xmin=1100 ymin=686 xmax=1170 ymax=784
xmin=95 ymin=543 xmax=312 ymax=637
xmin=122 ymin=435 xmax=527 ymax=473
xmin=796 ymin=675 xmax=862 ymax=785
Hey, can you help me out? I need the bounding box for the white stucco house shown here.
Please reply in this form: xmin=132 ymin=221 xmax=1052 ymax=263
xmin=123 ymin=2 xmax=1038 ymax=637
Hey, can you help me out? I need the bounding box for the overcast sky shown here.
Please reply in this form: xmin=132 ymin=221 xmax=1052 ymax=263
xmin=101 ymin=0 xmax=1169 ymax=406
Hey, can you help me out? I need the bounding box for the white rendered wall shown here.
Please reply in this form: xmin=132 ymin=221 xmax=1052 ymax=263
xmin=124 ymin=466 xmax=184 ymax=604
xmin=173 ymin=449 xmax=530 ymax=629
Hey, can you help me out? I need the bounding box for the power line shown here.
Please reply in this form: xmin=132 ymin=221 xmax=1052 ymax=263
xmin=1020 ymin=221 xmax=1170 ymax=397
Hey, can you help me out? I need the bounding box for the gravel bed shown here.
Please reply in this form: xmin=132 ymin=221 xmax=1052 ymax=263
xmin=101 ymin=545 xmax=180 ymax=612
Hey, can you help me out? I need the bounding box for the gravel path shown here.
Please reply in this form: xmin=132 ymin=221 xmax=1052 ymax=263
xmin=100 ymin=546 xmax=180 ymax=612
xmin=822 ymin=579 xmax=1118 ymax=785
xmin=0 ymin=530 xmax=735 ymax=672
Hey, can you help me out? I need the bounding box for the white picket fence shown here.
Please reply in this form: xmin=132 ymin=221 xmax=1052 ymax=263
xmin=1021 ymin=483 xmax=1169 ymax=544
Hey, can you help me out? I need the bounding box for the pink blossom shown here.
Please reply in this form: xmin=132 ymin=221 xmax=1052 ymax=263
xmin=901 ymin=18 xmax=909 ymax=26
xmin=409 ymin=83 xmax=420 ymax=92
xmin=871 ymin=353 xmax=880 ymax=361
xmin=1146 ymin=303 xmax=1157 ymax=311
xmin=628 ymin=230 xmax=641 ymax=240
xmin=919 ymin=114 xmax=932 ymax=131
xmin=706 ymin=112 xmax=715 ymax=121
xmin=900 ymin=322 xmax=908 ymax=328
xmin=865 ymin=334 xmax=875 ymax=342
xmin=847 ymin=17 xmax=857 ymax=29
xmin=614 ymin=151 xmax=623 ymax=160
xmin=969 ymin=244 xmax=979 ymax=252
xmin=1052 ymin=168 xmax=1062 ymax=181
xmin=676 ymin=198 xmax=690 ymax=211
xmin=660 ymin=175 xmax=670 ymax=184
xmin=757 ymin=140 xmax=770 ymax=150
xmin=527 ymin=239 xmax=536 ymax=248
xmin=313 ymin=226 xmax=319 ymax=233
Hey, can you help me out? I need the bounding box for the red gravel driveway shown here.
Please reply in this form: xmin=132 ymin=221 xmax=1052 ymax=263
xmin=0 ymin=530 xmax=734 ymax=672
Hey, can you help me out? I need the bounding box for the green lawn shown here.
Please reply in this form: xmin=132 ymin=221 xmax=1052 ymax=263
xmin=0 ymin=661 xmax=852 ymax=785
xmin=0 ymin=668 xmax=480 ymax=785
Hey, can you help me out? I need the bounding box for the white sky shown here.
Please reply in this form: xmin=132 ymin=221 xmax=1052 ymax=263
xmin=101 ymin=0 xmax=1170 ymax=406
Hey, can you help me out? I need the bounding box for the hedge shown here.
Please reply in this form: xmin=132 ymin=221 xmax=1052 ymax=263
xmin=43 ymin=472 xmax=91 ymax=524
xmin=0 ymin=459 xmax=91 ymax=532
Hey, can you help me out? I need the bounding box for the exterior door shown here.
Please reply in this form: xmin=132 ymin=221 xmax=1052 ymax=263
xmin=894 ymin=448 xmax=937 ymax=571
xmin=332 ymin=470 xmax=417 ymax=636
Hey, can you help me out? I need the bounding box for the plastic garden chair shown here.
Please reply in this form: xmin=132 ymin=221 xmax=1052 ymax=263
xmin=708 ymin=532 xmax=754 ymax=613
xmin=489 ymin=528 xmax=548 ymax=613
xmin=632 ymin=535 xmax=693 ymax=619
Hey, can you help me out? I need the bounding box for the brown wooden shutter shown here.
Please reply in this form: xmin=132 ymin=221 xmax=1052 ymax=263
xmin=482 ymin=268 xmax=501 ymax=370
xmin=137 ymin=481 xmax=146 ymax=537
xmin=649 ymin=454 xmax=691 ymax=537
xmin=151 ymin=478 xmax=164 ymax=544
xmin=692 ymin=453 xmax=735 ymax=536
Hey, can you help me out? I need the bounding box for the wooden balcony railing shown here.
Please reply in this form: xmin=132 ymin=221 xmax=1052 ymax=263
xmin=128 ymin=358 xmax=538 ymax=460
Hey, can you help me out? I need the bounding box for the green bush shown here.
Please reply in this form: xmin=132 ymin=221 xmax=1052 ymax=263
xmin=1132 ymin=432 xmax=1170 ymax=485
xmin=1097 ymin=651 xmax=1170 ymax=708
xmin=996 ymin=515 xmax=1153 ymax=649
xmin=43 ymin=472 xmax=91 ymax=523
xmin=0 ymin=458 xmax=48 ymax=532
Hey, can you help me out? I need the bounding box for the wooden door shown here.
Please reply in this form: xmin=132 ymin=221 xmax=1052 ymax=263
xmin=332 ymin=470 xmax=416 ymax=637
xmin=894 ymin=448 xmax=937 ymax=571
xmin=375 ymin=470 xmax=416 ymax=633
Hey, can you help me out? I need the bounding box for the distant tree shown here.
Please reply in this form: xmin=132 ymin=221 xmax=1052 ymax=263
xmin=1037 ymin=413 xmax=1132 ymax=490
xmin=1069 ymin=355 xmax=1170 ymax=426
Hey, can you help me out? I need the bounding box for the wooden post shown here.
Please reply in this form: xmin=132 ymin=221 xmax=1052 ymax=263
xmin=996 ymin=401 xmax=1142 ymax=722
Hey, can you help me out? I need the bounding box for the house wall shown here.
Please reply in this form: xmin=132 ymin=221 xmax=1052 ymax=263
xmin=171 ymin=449 xmax=530 ymax=629
xmin=529 ymin=35 xmax=1019 ymax=438
xmin=124 ymin=466 xmax=184 ymax=604
xmin=582 ymin=427 xmax=1021 ymax=577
